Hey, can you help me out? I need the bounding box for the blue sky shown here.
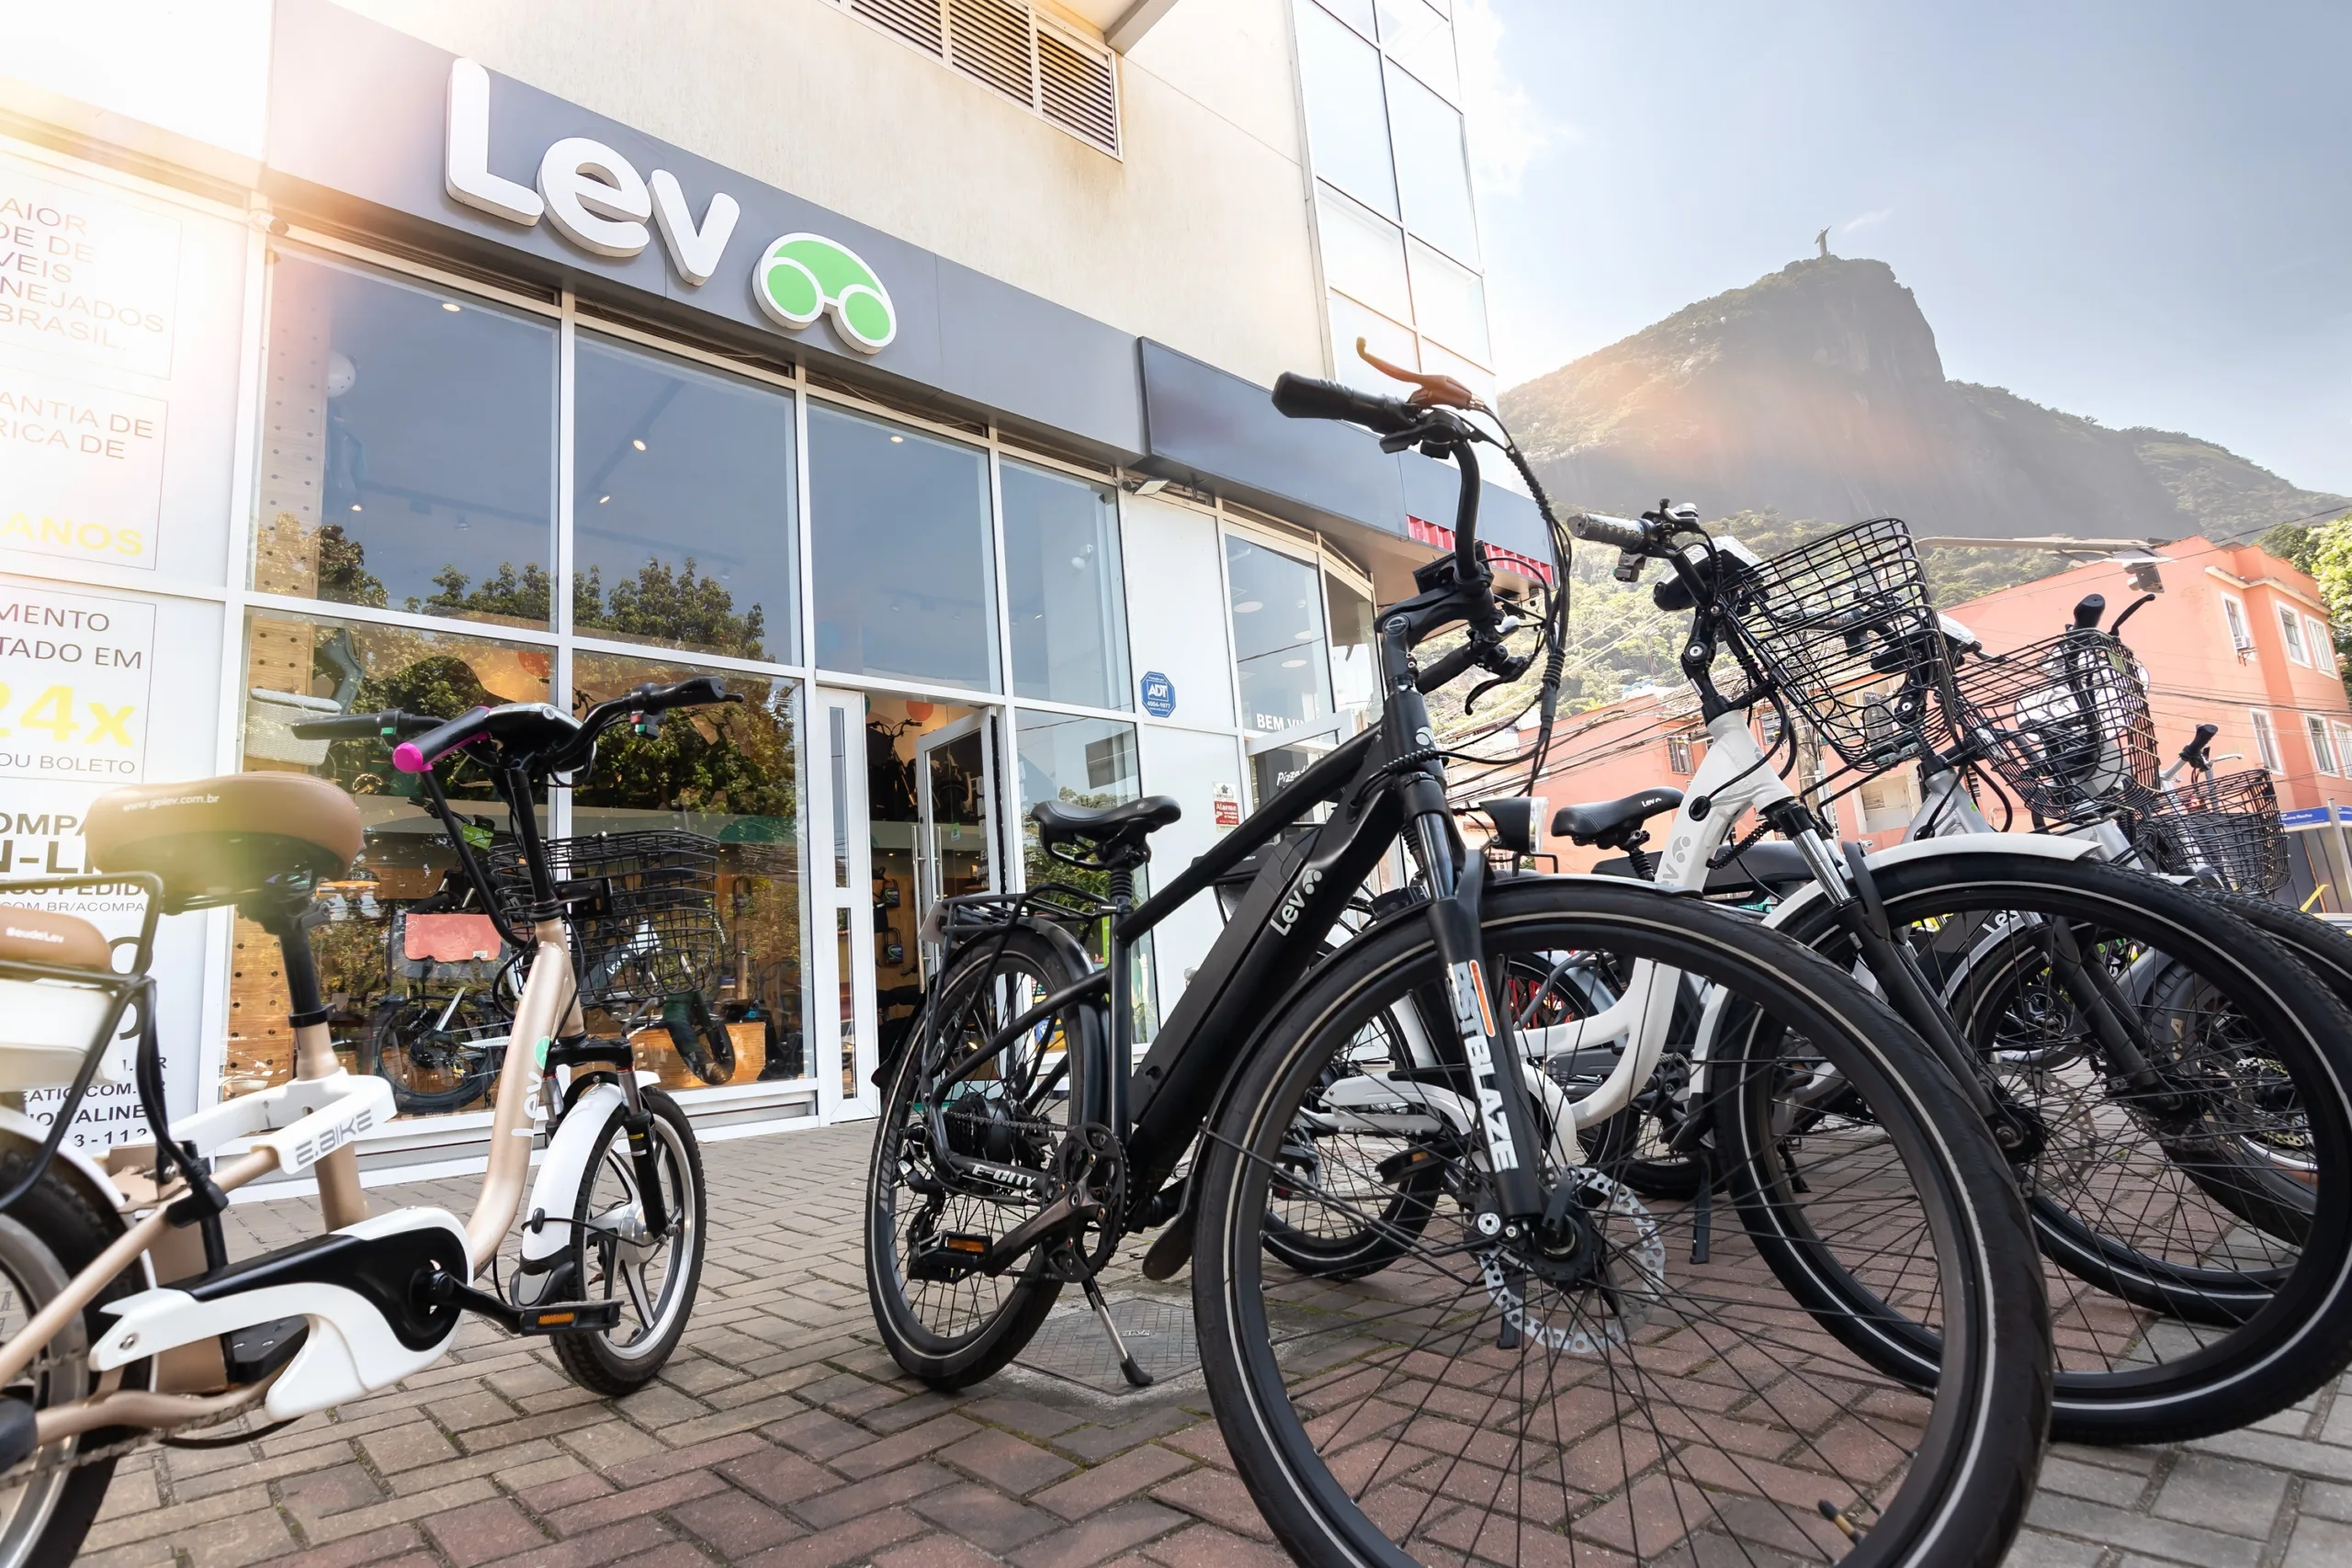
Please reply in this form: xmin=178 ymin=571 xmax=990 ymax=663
xmin=1460 ymin=1 xmax=2352 ymax=498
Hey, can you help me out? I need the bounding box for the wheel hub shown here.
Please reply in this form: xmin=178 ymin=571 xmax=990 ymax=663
xmin=1475 ymin=1170 xmax=1666 ymax=1355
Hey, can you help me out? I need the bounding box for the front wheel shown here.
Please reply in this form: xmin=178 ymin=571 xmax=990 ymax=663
xmin=548 ymin=1087 xmax=707 ymax=1394
xmin=1195 ymin=878 xmax=2050 ymax=1568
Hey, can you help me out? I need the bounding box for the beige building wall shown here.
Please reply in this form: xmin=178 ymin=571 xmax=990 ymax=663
xmin=332 ymin=0 xmax=1329 ymax=389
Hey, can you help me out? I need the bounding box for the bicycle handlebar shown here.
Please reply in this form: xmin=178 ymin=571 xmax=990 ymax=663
xmin=288 ymin=708 xmax=443 ymax=741
xmin=1269 ymin=372 xmax=1422 ymax=435
xmin=392 ymin=707 xmax=493 ymax=774
xmin=2180 ymin=722 xmax=2219 ymax=769
xmin=1566 ymin=512 xmax=1652 ymax=552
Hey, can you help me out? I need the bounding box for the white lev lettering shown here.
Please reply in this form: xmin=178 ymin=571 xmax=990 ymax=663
xmin=1268 ymin=866 xmax=1322 ymax=935
xmin=537 ymin=137 xmax=651 ymax=258
xmin=442 ymin=59 xmax=740 ymax=285
xmin=444 ymin=60 xmax=543 ymax=225
xmin=649 ymin=171 xmax=740 ymax=287
xmin=1448 ymin=961 xmax=1519 ymax=1171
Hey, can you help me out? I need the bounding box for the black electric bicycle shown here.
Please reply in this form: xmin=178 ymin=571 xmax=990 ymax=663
xmin=866 ymin=371 xmax=2052 ymax=1568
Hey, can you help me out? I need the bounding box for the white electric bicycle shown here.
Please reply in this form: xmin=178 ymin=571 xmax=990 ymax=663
xmin=0 ymin=678 xmax=727 ymax=1564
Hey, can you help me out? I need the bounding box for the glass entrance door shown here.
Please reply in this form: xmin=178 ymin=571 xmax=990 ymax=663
xmin=914 ymin=714 xmax=1001 ymax=969
xmin=811 ymin=688 xmax=878 ymax=1119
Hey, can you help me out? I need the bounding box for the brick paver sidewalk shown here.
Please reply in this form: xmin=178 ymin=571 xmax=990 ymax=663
xmin=79 ymin=1122 xmax=2352 ymax=1568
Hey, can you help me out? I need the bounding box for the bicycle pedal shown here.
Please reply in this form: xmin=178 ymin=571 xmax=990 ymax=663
xmin=513 ymin=1299 xmax=625 ymax=1335
xmin=906 ymin=1231 xmax=990 ymax=1283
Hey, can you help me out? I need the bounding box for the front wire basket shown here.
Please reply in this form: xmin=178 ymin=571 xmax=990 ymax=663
xmin=1719 ymin=518 xmax=1950 ymax=770
xmin=491 ymin=830 xmax=724 ymax=1007
xmin=2137 ymin=768 xmax=2289 ymax=895
xmin=1943 ymin=629 xmax=2161 ymax=825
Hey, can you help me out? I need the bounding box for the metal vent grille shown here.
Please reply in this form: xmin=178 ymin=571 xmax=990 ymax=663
xmin=831 ymin=0 xmax=1120 ymax=156
xmin=852 ymin=0 xmax=944 ymax=54
xmin=949 ymin=0 xmax=1037 ymax=104
xmin=1037 ymin=20 xmax=1119 ymax=152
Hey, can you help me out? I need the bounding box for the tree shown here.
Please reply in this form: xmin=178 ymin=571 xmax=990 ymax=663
xmin=573 ymin=558 xmax=769 ymax=661
xmin=409 ymin=562 xmax=553 ymax=625
xmin=2292 ymin=513 xmax=2352 ymax=703
xmin=316 ymin=524 xmax=388 ymax=607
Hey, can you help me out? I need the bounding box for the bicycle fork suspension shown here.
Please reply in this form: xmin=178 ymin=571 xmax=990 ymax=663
xmin=1406 ymin=791 xmax=1550 ymax=1222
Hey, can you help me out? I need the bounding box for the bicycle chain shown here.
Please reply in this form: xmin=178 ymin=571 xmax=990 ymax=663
xmin=0 ymin=1382 xmax=280 ymax=1485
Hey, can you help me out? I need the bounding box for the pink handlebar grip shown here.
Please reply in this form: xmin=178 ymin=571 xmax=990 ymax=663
xmin=392 ymin=741 xmax=428 ymax=773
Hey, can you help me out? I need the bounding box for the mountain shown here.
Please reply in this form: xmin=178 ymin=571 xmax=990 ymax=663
xmin=1500 ymin=257 xmax=2346 ymax=544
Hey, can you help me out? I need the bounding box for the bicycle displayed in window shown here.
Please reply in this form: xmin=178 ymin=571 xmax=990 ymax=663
xmin=0 ymin=678 xmax=729 ymax=1564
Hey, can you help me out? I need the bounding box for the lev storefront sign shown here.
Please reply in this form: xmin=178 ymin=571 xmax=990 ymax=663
xmin=443 ymin=59 xmax=895 ymax=352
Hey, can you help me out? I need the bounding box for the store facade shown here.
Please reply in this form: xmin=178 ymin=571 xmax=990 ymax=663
xmin=1 ymin=0 xmax=1537 ymax=1175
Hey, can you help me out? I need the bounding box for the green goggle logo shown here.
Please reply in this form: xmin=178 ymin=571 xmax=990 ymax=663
xmin=753 ymin=232 xmax=896 ymax=354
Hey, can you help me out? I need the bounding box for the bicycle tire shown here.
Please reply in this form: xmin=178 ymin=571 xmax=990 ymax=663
xmin=1759 ymin=852 xmax=2352 ymax=1445
xmin=548 ymin=1086 xmax=707 ymax=1394
xmin=864 ymin=924 xmax=1088 ymax=1389
xmin=1194 ymin=877 xmax=2050 ymax=1568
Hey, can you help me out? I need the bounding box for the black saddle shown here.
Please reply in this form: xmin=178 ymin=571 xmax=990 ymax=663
xmin=1552 ymin=787 xmax=1684 ymax=851
xmin=1033 ymin=795 xmax=1181 ymax=871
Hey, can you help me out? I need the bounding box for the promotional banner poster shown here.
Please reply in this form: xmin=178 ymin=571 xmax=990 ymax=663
xmin=0 ymin=580 xmax=222 ymax=1150
xmin=0 ymin=144 xmax=245 ymax=586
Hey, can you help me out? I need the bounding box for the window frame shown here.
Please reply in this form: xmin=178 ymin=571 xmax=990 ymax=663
xmin=2250 ymin=709 xmax=2282 ymax=772
xmin=2278 ymin=602 xmax=2312 ymax=666
xmin=2307 ymin=613 xmax=2336 ymax=674
xmin=2220 ymin=593 xmax=2254 ymax=657
xmin=2310 ymin=713 xmax=2340 ymax=776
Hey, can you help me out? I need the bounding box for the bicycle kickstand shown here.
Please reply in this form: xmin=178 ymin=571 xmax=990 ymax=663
xmin=1078 ymin=1270 xmax=1153 ymax=1389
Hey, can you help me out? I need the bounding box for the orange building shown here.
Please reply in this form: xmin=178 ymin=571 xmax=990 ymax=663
xmin=1940 ymin=536 xmax=2352 ymax=908
xmin=1524 ymin=536 xmax=2352 ymax=905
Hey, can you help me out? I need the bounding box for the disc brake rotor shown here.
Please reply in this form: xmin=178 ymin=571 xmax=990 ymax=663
xmin=1476 ymin=1168 xmax=1667 ymax=1355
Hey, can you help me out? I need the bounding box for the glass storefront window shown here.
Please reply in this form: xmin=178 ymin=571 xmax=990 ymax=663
xmin=572 ymin=334 xmax=798 ymax=662
xmin=570 ymin=650 xmax=807 ymax=1091
xmin=1002 ymin=460 xmax=1130 ymax=710
xmin=254 ymin=249 xmax=556 ymax=627
xmin=1015 ymin=710 xmax=1155 ymax=1035
xmin=808 ymin=405 xmax=998 ymax=691
xmin=232 ymin=610 xmax=552 ymax=1108
xmin=1227 ymin=536 xmax=1334 ymax=735
xmin=1327 ymin=573 xmax=1380 ymax=728
xmin=1295 ymin=0 xmax=1398 ymax=219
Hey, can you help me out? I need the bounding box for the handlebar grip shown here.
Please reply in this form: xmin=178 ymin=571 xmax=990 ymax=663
xmin=2180 ymin=722 xmax=2219 ymax=765
xmin=288 ymin=713 xmax=390 ymax=741
xmin=290 ymin=709 xmax=444 ymax=741
xmin=1568 ymin=513 xmax=1651 ymax=551
xmin=2072 ymin=592 xmax=2107 ymax=630
xmin=392 ymin=706 xmax=492 ymax=774
xmin=630 ymin=675 xmax=734 ymax=712
xmin=1271 ymin=373 xmax=1419 ymax=435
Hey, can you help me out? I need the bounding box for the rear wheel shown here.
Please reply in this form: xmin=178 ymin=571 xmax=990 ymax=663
xmin=865 ymin=926 xmax=1091 ymax=1388
xmin=1196 ymin=878 xmax=2049 ymax=1568
xmin=0 ymin=1154 xmax=149 ymax=1568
